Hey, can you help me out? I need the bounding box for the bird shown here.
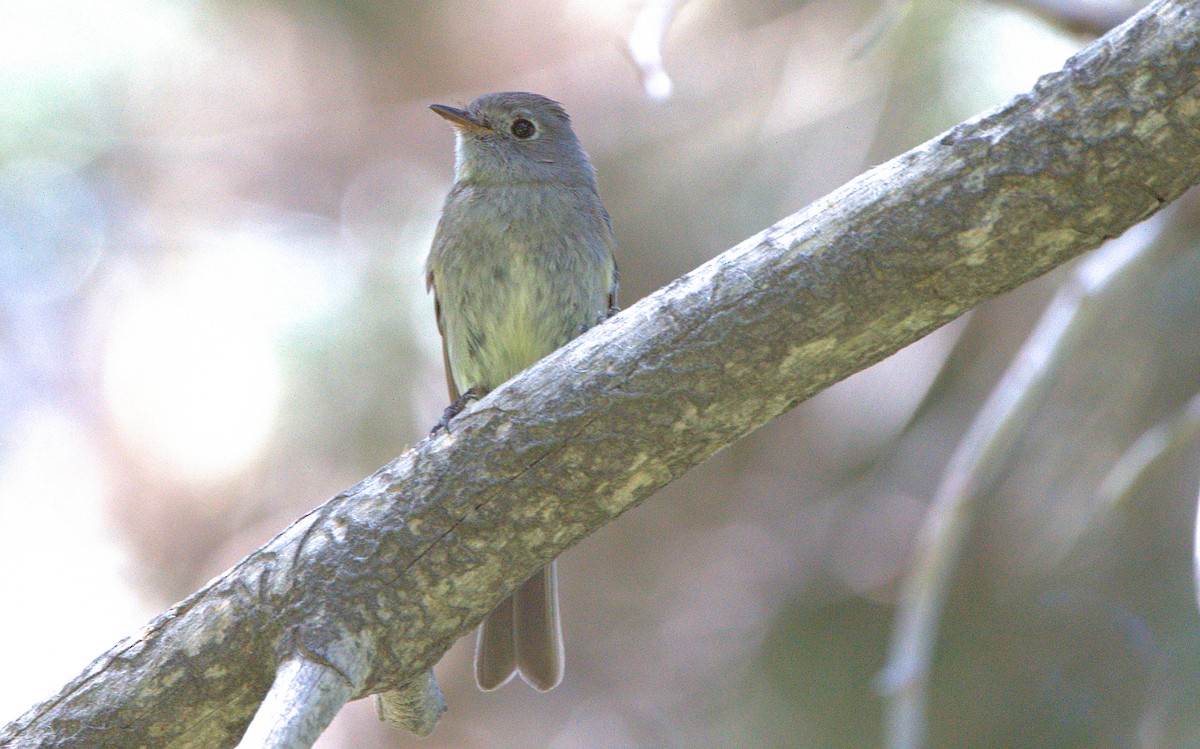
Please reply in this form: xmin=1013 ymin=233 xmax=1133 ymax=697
xmin=425 ymin=91 xmax=618 ymax=691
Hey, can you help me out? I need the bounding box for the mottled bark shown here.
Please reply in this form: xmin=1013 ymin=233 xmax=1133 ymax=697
xmin=4 ymin=1 xmax=1199 ymax=746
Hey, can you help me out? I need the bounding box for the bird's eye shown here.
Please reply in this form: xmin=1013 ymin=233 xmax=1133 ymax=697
xmin=510 ymin=118 xmax=537 ymax=139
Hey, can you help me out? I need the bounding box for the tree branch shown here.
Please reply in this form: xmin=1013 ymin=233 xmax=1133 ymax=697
xmin=1000 ymin=0 xmax=1147 ymax=37
xmin=5 ymin=1 xmax=1200 ymax=746
xmin=233 ymin=657 xmax=359 ymax=749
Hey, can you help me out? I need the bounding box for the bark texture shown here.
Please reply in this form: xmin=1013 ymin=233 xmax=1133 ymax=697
xmin=4 ymin=1 xmax=1200 ymax=746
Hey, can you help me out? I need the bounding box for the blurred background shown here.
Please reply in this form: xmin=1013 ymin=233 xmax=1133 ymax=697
xmin=3 ymin=0 xmax=1198 ymax=747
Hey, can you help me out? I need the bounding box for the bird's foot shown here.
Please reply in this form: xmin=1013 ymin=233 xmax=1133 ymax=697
xmin=431 ymin=387 xmax=484 ymax=434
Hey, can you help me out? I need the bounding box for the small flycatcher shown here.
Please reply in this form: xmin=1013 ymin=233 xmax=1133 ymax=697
xmin=426 ymin=92 xmax=618 ymax=691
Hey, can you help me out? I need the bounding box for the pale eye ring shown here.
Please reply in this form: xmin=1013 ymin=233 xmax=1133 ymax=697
xmin=510 ymin=118 xmax=537 ymax=139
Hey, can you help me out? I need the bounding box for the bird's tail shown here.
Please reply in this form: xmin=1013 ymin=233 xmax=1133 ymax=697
xmin=475 ymin=562 xmax=563 ymax=691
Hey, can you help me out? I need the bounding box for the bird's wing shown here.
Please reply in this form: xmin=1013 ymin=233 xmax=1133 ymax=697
xmin=600 ymin=206 xmax=620 ymax=313
xmin=608 ymin=262 xmax=619 ymax=312
xmin=426 ymin=268 xmax=461 ymax=402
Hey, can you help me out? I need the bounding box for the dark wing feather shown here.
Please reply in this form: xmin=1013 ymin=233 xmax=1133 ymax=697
xmin=608 ymin=262 xmax=619 ymax=312
xmin=427 ymin=269 xmax=461 ymax=402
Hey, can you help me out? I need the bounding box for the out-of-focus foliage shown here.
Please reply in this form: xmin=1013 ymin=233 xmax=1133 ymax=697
xmin=4 ymin=0 xmax=1196 ymax=747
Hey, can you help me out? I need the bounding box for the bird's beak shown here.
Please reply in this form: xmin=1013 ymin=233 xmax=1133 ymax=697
xmin=430 ymin=104 xmax=492 ymax=132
